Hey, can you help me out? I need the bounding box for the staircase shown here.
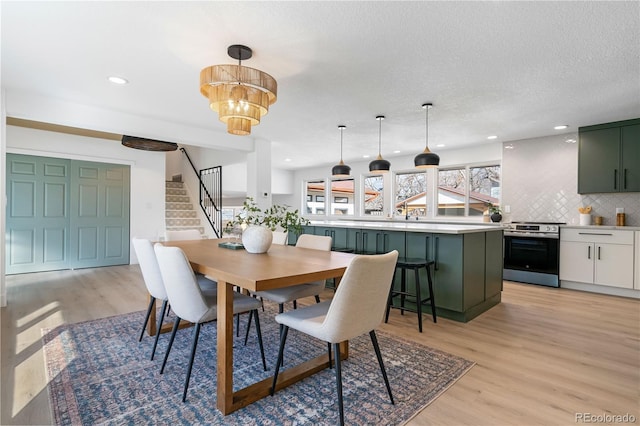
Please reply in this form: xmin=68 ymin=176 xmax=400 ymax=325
xmin=165 ymin=181 xmax=205 ymax=235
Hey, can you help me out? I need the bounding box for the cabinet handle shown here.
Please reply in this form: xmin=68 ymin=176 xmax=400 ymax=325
xmin=434 ymin=236 xmax=440 ymax=271
xmin=624 ymin=168 xmax=628 ymax=189
xmin=587 ymin=245 xmax=591 ymax=259
xmin=578 ymin=232 xmax=613 ymax=236
xmin=614 ymin=169 xmax=618 ymax=190
xmin=425 ymin=235 xmax=430 ymax=262
xmin=356 ymin=231 xmax=361 ymax=253
xmin=363 ymin=232 xmax=368 ymax=252
xmin=597 ymin=246 xmax=601 ymax=260
xmin=383 ymin=233 xmax=389 ymax=254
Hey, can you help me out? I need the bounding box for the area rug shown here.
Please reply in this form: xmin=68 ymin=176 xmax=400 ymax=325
xmin=43 ymin=305 xmax=474 ymax=425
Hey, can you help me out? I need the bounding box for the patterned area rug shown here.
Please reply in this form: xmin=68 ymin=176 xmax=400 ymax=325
xmin=43 ymin=305 xmax=474 ymax=425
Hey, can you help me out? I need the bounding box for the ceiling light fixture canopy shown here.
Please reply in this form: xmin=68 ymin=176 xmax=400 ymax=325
xmin=414 ymin=103 xmax=440 ymax=168
xmin=332 ymin=125 xmax=351 ymax=177
xmin=200 ymin=44 xmax=277 ymax=136
xmin=369 ymin=115 xmax=390 ymax=173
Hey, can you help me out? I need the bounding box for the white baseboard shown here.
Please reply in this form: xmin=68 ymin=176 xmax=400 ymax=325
xmin=560 ymin=280 xmax=640 ymax=299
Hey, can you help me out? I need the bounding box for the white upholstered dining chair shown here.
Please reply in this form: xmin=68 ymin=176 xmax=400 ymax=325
xmin=271 ymin=231 xmax=288 ymax=245
xmin=154 ymin=243 xmax=267 ymax=402
xmin=164 ymin=229 xmax=202 ymax=241
xmin=132 ymin=238 xmax=217 ymax=360
xmin=270 ymin=250 xmax=399 ymax=426
xmin=249 ymin=234 xmax=332 ymax=337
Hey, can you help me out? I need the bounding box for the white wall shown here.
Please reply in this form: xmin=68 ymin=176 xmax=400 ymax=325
xmin=5 ymin=126 xmax=166 ymax=266
xmin=1 ymin=90 xmax=7 ymax=306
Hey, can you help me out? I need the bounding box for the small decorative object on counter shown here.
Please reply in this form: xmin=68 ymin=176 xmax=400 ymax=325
xmin=485 ymin=202 xmax=502 ymax=223
xmin=578 ymin=206 xmax=592 ymax=226
xmin=616 ymin=207 xmax=626 ymax=226
xmin=594 ymin=216 xmax=603 ymax=226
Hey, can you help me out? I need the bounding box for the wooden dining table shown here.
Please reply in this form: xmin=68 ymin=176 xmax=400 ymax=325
xmin=156 ymin=238 xmax=356 ymax=415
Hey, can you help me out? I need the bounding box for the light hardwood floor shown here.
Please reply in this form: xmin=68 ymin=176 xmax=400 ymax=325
xmin=1 ymin=265 xmax=638 ymax=425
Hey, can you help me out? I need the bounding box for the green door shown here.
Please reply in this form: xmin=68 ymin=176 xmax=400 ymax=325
xmin=70 ymin=161 xmax=130 ymax=268
xmin=5 ymin=154 xmax=70 ymax=274
xmin=621 ymin=124 xmax=640 ymax=192
xmin=578 ymin=127 xmax=620 ymax=193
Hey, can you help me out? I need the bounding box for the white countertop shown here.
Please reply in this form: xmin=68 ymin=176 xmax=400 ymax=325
xmin=561 ymin=225 xmax=640 ymax=231
xmin=309 ymin=220 xmax=504 ymax=234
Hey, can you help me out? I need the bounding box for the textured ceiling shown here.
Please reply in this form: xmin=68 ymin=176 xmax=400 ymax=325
xmin=2 ymin=1 xmax=639 ymax=170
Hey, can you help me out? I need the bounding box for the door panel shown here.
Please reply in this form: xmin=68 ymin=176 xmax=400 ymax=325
xmin=5 ymin=154 xmax=70 ymax=273
xmin=70 ymin=161 xmax=130 ymax=268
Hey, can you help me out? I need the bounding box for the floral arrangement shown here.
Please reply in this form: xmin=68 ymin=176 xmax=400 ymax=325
xmin=224 ymin=197 xmax=310 ymax=235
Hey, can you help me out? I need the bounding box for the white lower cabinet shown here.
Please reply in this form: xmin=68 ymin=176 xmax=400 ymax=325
xmin=560 ymin=228 xmax=634 ymax=289
xmin=636 ymin=232 xmax=640 ymax=290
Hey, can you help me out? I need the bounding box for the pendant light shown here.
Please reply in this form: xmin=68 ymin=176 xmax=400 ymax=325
xmin=414 ymin=103 xmax=440 ymax=168
xmin=332 ymin=125 xmax=351 ymax=177
xmin=369 ymin=115 xmax=390 ymax=173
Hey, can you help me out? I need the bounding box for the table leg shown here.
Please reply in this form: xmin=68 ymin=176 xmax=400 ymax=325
xmin=147 ymin=294 xmax=157 ymax=336
xmin=216 ymin=280 xmax=235 ymax=414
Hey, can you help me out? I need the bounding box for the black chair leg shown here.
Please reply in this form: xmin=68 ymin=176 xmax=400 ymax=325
xmin=252 ymin=310 xmax=268 ymax=371
xmin=334 ymin=342 xmax=345 ymax=426
xmin=293 ymin=300 xmax=297 ymax=310
xmin=150 ymin=299 xmax=168 ymax=360
xmin=139 ymin=296 xmax=156 ymax=341
xmin=414 ymin=267 xmax=423 ymax=333
xmin=182 ymin=322 xmax=201 ymax=402
xmin=427 ymin=264 xmax=437 ymax=323
xmin=315 ymin=295 xmax=321 ymax=303
xmin=327 ymin=343 xmax=333 ymax=369
xmin=160 ymin=317 xmax=181 ymax=374
xmin=244 ymin=310 xmax=253 ymax=346
xmin=370 ymin=330 xmax=394 ymax=404
xmin=236 ymin=313 xmax=240 ymax=337
xmin=270 ymin=325 xmax=289 ymax=396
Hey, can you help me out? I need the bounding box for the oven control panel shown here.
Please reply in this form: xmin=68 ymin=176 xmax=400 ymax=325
xmin=505 ymin=222 xmax=562 ymax=234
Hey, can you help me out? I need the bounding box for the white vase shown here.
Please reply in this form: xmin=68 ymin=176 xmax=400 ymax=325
xmin=242 ymin=225 xmax=273 ymax=254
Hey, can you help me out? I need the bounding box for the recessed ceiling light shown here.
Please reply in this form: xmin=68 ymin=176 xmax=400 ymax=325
xmin=284 ymin=158 xmax=292 ymax=162
xmin=108 ymin=76 xmax=129 ymax=85
xmin=436 ymin=144 xmax=445 ymax=148
xmin=363 ymin=154 xmax=370 ymax=159
xmin=393 ymin=150 xmax=401 ymax=154
xmin=487 ymin=135 xmax=498 ymax=140
xmin=504 ymin=144 xmax=514 ymax=150
xmin=554 ymin=125 xmax=569 ymax=130
xmin=565 ymin=138 xmax=577 ymax=144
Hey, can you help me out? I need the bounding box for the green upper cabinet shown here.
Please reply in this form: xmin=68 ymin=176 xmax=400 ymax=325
xmin=578 ymin=119 xmax=640 ymax=194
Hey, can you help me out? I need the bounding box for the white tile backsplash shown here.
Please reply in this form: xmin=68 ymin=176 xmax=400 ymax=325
xmin=502 ymin=133 xmax=639 ymax=226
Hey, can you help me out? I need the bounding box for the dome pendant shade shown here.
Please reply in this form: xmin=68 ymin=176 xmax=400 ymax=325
xmin=369 ymin=155 xmax=391 ymax=172
xmin=332 ymin=160 xmax=351 ymax=177
xmin=414 ymin=103 xmax=440 ymax=168
xmin=332 ymin=125 xmax=351 ymax=177
xmin=415 ymin=149 xmax=440 ymax=168
xmin=200 ymin=44 xmax=277 ymax=136
xmin=369 ymin=115 xmax=390 ymax=173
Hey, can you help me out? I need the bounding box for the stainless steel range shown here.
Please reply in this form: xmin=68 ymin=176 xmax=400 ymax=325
xmin=503 ymin=221 xmax=565 ymax=287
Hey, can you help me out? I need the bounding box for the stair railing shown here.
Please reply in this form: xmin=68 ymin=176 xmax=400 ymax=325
xmin=179 ymin=147 xmax=222 ymax=238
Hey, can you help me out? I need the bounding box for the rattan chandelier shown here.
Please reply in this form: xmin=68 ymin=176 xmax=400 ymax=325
xmin=200 ymin=45 xmax=277 ymax=136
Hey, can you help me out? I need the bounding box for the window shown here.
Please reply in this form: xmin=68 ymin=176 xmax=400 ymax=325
xmin=305 ymin=180 xmax=325 ymax=215
xmin=363 ymin=175 xmax=384 ymax=216
xmin=469 ymin=165 xmax=501 ymax=215
xmin=330 ymin=178 xmax=354 ymax=216
xmin=395 ymin=171 xmax=427 ymax=218
xmin=438 ymin=168 xmax=466 ymax=216
xmin=437 ymin=164 xmax=500 ymax=216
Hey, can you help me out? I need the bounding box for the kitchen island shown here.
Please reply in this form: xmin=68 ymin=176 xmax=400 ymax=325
xmin=297 ymin=220 xmax=504 ymax=322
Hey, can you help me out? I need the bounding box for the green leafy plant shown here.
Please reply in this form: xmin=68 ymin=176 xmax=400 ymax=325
xmin=224 ymin=197 xmax=309 ymax=234
xmin=485 ymin=202 xmax=502 ymax=214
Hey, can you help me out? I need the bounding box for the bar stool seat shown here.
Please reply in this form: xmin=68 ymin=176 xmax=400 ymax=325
xmin=384 ymin=257 xmax=437 ymax=332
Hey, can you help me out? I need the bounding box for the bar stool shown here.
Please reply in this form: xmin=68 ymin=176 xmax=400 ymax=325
xmin=384 ymin=257 xmax=437 ymax=332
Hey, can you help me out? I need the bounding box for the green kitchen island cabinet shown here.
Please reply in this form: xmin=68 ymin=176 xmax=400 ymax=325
xmin=305 ymin=220 xmax=504 ymax=322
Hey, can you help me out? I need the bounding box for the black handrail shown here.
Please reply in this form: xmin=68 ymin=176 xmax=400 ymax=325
xmin=179 ymin=147 xmax=222 ymax=238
